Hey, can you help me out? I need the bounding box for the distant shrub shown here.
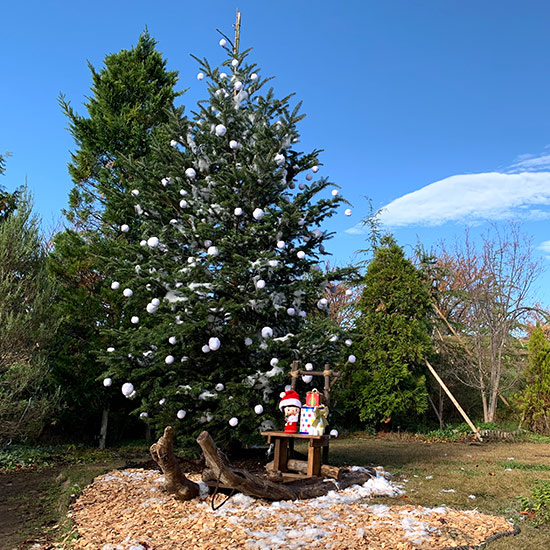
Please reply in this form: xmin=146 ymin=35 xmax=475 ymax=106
xmin=520 ymin=480 xmax=550 ymax=526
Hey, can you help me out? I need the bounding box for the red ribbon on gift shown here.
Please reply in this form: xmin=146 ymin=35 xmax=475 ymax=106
xmin=306 ymin=388 xmax=323 ymax=407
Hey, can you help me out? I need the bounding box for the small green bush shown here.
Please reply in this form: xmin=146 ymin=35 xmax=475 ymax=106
xmin=520 ymin=480 xmax=550 ymax=526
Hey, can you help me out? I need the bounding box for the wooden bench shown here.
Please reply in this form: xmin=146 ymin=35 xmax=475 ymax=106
xmin=261 ymin=431 xmax=330 ymax=478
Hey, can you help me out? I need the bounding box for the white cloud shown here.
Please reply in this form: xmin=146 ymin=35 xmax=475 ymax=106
xmin=538 ymin=240 xmax=550 ymax=255
xmin=347 ymin=171 xmax=550 ymax=231
xmin=507 ymin=153 xmax=550 ymax=173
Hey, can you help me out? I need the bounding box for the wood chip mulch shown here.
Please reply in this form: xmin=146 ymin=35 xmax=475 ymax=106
xmin=69 ymin=469 xmax=517 ymax=550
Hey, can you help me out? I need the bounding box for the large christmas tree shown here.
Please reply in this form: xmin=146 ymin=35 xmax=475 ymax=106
xmin=99 ymin=34 xmax=355 ymax=446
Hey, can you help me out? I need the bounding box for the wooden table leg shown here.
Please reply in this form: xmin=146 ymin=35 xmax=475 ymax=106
xmin=307 ymin=442 xmax=322 ymax=476
xmin=273 ymin=438 xmax=289 ymax=472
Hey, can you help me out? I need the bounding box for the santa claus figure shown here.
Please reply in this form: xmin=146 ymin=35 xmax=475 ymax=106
xmin=279 ymin=389 xmax=302 ymax=433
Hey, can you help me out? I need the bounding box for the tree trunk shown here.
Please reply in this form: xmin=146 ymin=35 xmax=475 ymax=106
xmin=150 ymin=426 xmax=200 ymax=501
xmin=196 ymin=430 xmax=374 ymax=501
xmin=266 ymin=459 xmax=346 ymax=480
xmin=98 ymin=407 xmax=109 ymax=450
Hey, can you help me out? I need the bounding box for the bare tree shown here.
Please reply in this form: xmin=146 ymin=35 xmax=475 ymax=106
xmin=435 ymin=223 xmax=542 ymax=423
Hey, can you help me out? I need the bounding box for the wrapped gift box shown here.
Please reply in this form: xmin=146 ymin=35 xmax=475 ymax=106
xmin=299 ymin=406 xmax=316 ymax=434
xmin=305 ymin=389 xmax=323 ymax=407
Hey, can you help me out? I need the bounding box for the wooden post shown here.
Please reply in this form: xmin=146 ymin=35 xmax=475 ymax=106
xmin=426 ymin=360 xmax=483 ymax=442
xmin=324 ymin=364 xmax=331 ymax=407
xmin=233 ymin=10 xmax=241 ymax=58
xmin=290 ymin=360 xmax=299 ymax=391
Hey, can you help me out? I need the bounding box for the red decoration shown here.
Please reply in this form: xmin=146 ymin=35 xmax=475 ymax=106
xmin=306 ymin=389 xmax=323 ymax=407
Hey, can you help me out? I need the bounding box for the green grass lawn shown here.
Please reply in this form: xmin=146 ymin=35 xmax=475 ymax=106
xmin=4 ymin=436 xmax=550 ymax=549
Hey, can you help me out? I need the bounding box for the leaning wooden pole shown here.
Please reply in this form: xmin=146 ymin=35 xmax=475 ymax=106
xmin=425 ymin=360 xmax=483 ymax=442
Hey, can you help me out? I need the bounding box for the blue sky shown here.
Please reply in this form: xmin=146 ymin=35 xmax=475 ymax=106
xmin=2 ymin=1 xmax=550 ymax=304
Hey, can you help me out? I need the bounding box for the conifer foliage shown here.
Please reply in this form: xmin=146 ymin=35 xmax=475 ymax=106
xmin=99 ymin=39 xmax=353 ymax=445
xmin=347 ymin=236 xmax=432 ymax=425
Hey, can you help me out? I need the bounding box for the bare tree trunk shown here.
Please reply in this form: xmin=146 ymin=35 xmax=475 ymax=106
xmin=99 ymin=407 xmax=109 ymax=450
xmin=150 ymin=426 xmax=200 ymax=501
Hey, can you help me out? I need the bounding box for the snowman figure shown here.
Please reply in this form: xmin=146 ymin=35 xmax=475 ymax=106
xmin=279 ymin=389 xmax=302 ymax=434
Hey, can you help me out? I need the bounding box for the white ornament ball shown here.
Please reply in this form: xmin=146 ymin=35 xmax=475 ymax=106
xmin=215 ymin=383 xmax=224 ymax=391
xmin=204 ymin=240 xmax=212 ymax=247
xmin=348 ymin=355 xmax=357 ymax=364
xmin=274 ymin=153 xmax=285 ymax=166
xmin=152 ymin=298 xmax=160 ymax=307
xmin=131 ymin=189 xmax=139 ymax=196
xmin=147 ymin=236 xmax=159 ymax=248
xmin=244 ymin=337 xmax=253 ymax=346
xmin=197 ymin=72 xmax=204 ymax=81
xmin=276 ymin=240 xmax=286 ymax=249
xmin=120 ymin=224 xmax=130 ymax=233
xmin=256 ymin=279 xmax=266 ymax=289
xmin=179 ymin=199 xmax=188 ymax=208
xmin=215 ymin=124 xmax=227 ymax=136
xmin=268 ymin=259 xmax=279 ymax=267
xmin=110 ymin=281 xmax=120 ymax=290
xmin=177 ymin=409 xmax=186 ymax=419
xmin=330 ymin=429 xmax=339 ymax=438
xmin=254 ymin=404 xmax=264 ymax=414
xmin=140 ymin=412 xmax=148 ymax=418
xmin=103 ymin=378 xmax=112 ymax=387
xmin=318 ymin=298 xmax=328 ymax=308
xmin=306 ymin=174 xmax=313 ymax=181
xmin=345 ymin=289 xmax=353 ymax=296
xmin=234 ymin=80 xmax=243 ymax=90
xmin=261 ymin=326 xmax=273 ymax=339
xmin=122 ymin=383 xmax=134 ymax=397
xmin=302 ymin=375 xmax=313 ymax=383
xmin=297 ymin=250 xmax=305 ymax=259
xmin=331 ymin=189 xmax=339 ymax=197
xmin=345 ymin=339 xmax=353 ymax=347
xmin=312 ymin=165 xmax=319 ymax=173
xmin=202 ymin=344 xmax=211 ymax=353
xmin=270 ymin=358 xmax=279 ymax=366
xmin=107 ymin=347 xmax=115 ymax=353
xmin=219 ymin=38 xmax=227 ymax=47
xmin=170 ymin=139 xmax=178 ymax=148
xmin=123 ymin=288 xmax=133 ymax=297
xmin=165 ymin=355 xmax=174 ymax=365
xmin=146 ymin=303 xmax=158 ymax=314
xmin=299 ymin=183 xmax=305 ymax=190
xmin=234 ymin=207 xmax=243 ymax=216
xmin=207 ymin=246 xmax=219 ymax=256
xmin=140 ymin=240 xmax=147 ymax=246
xmin=159 ymin=398 xmax=166 ymax=406
xmin=169 ymin=336 xmax=177 ymax=345
xmin=131 ymin=316 xmax=139 ymax=324
xmin=330 ymin=335 xmax=338 ymax=342
xmin=208 ymin=337 xmax=221 ymax=351
xmin=253 ymin=208 xmax=265 ymax=220
xmin=229 ymin=417 xmax=239 ymax=427
xmin=345 ymin=209 xmax=352 ymax=217
xmin=286 ymin=307 xmax=296 ymax=316
xmin=250 ymin=73 xmax=258 ymax=81
xmin=231 ymin=59 xmax=239 ymax=67
xmin=299 ymin=311 xmax=307 ymax=318
xmin=305 ymin=363 xmax=314 ymax=371
xmin=185 ymin=167 xmax=196 ymax=178
xmin=229 ymin=139 xmax=239 ymax=150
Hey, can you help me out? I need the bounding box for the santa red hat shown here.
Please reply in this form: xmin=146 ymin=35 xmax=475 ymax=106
xmin=279 ymin=389 xmax=301 ymax=411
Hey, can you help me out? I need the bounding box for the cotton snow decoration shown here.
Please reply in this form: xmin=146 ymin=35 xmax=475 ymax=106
xmin=234 ymin=80 xmax=243 ymax=90
xmin=330 ymin=335 xmax=338 ymax=342
xmin=179 ymin=199 xmax=188 ymax=208
xmin=122 ymin=383 xmax=134 ymax=397
xmin=254 ymin=404 xmax=264 ymax=414
xmin=299 ymin=311 xmax=307 ymax=318
xmin=298 ymin=218 xmax=306 ymax=226
xmin=305 ymin=362 xmax=313 ymax=371
xmin=103 ymin=377 xmax=112 ymax=387
xmin=331 ymin=189 xmax=339 ymax=196
xmin=252 ymin=208 xmax=265 ymax=220
xmin=177 ymin=409 xmax=186 ymax=419
xmin=274 ymin=153 xmax=285 ymax=166
xmin=151 ymin=298 xmax=160 ymax=307
xmin=110 ymin=281 xmax=120 ymax=290
xmin=196 ymin=72 xmax=204 ymax=81
xmin=208 ymin=337 xmax=221 ymax=351
xmin=219 ymin=38 xmax=227 ymax=47
xmin=317 ymin=298 xmax=328 ymax=309
xmin=207 ymin=246 xmax=219 ymax=256
xmin=140 ymin=240 xmax=147 ymax=246
xmin=256 ymin=279 xmax=266 ymax=289
xmin=202 ymin=345 xmax=211 ymax=353
xmin=107 ymin=347 xmax=115 ymax=353
xmin=170 ymin=139 xmax=178 ymax=147
xmin=146 ymin=303 xmax=158 ymax=314
xmin=268 ymin=259 xmax=279 ymax=267
xmin=302 ymin=375 xmax=313 ymax=383
xmin=345 ymin=289 xmax=353 ymax=296
xmin=215 ymin=124 xmax=227 ymax=136
xmin=312 ymin=165 xmax=319 ymax=173
xmin=165 ymin=355 xmax=174 ymax=365
xmin=250 ymin=73 xmax=258 ymax=81
xmin=234 ymin=207 xmax=243 ymax=216
xmin=147 ymin=236 xmax=159 ymax=248
xmin=345 ymin=208 xmax=352 ymax=216
xmin=229 ymin=139 xmax=239 ymax=149
xmin=306 ymin=174 xmax=313 ymax=181
xmin=270 ymin=358 xmax=279 ymax=366
xmin=299 ymin=183 xmax=305 ymax=190
xmin=159 ymin=398 xmax=166 ymax=405
xmin=229 ymin=417 xmax=239 ymax=427
xmin=215 ymin=383 xmax=224 ymax=391
xmin=131 ymin=316 xmax=139 ymax=324
xmin=131 ymin=189 xmax=139 ymax=196
xmin=297 ymin=250 xmax=305 ymax=259
xmin=286 ymin=307 xmax=296 ymax=316
xmin=139 ymin=412 xmax=148 ymax=418
xmin=330 ymin=429 xmax=339 ymax=438
xmin=312 ymin=229 xmax=322 ymax=238
xmin=348 ymin=354 xmax=357 ymax=363
xmin=231 ymin=59 xmax=239 ymax=67
xmin=244 ymin=337 xmax=253 ymax=346
xmin=261 ymin=326 xmax=273 ymax=339
xmin=123 ymin=288 xmax=133 ymax=297
xmin=185 ymin=167 xmax=196 ymax=178
xmin=168 ymin=336 xmax=177 ymax=345
xmin=120 ymin=224 xmax=129 ymax=233
xmin=276 ymin=240 xmax=286 ymax=249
